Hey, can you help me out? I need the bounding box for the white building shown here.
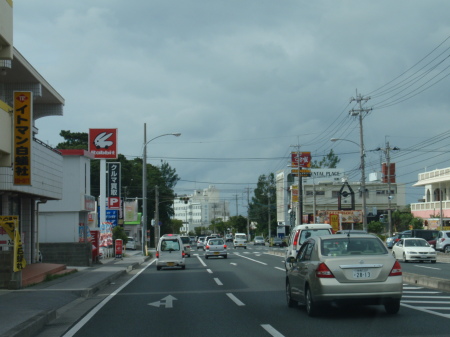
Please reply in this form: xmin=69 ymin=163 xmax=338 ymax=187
xmin=173 ymin=185 xmax=229 ymax=234
xmin=411 ymin=167 xmax=450 ymax=228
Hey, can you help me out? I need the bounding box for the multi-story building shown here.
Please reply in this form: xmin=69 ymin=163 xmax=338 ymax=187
xmin=411 ymin=167 xmax=450 ymax=228
xmin=1 ymin=2 xmax=66 ymax=288
xmin=276 ymin=167 xmax=406 ymax=232
xmin=173 ymin=185 xmax=229 ymax=234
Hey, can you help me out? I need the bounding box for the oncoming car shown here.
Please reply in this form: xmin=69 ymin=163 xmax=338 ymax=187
xmin=285 ymin=234 xmax=403 ymax=316
xmin=254 ymin=236 xmax=265 ymax=245
xmin=392 ymin=237 xmax=437 ymax=263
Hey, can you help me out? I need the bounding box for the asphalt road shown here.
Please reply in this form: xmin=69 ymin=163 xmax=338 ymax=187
xmin=37 ymin=246 xmax=450 ymax=337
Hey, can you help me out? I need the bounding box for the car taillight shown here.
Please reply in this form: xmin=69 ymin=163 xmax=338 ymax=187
xmin=316 ymin=263 xmax=334 ymax=278
xmin=293 ymin=231 xmax=300 ymax=247
xmin=206 ymin=245 xmax=210 ymax=249
xmin=224 ymin=245 xmax=227 ymax=249
xmin=182 ymin=251 xmax=185 ymax=257
xmin=156 ymin=251 xmax=159 ymax=258
xmin=389 ymin=260 xmax=402 ymax=276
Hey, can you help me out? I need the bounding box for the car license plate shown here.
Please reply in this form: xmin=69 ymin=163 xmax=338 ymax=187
xmin=167 ymin=262 xmax=175 ymax=266
xmin=353 ymin=269 xmax=371 ymax=278
xmin=214 ymin=252 xmax=219 ymax=255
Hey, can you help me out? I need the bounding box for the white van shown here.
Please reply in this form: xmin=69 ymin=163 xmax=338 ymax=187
xmin=234 ymin=233 xmax=248 ymax=249
xmin=284 ymin=224 xmax=333 ymax=268
xmin=156 ymin=234 xmax=186 ymax=270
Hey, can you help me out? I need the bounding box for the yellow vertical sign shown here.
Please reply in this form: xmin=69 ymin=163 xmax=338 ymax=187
xmin=13 ymin=91 xmax=33 ymax=185
xmin=0 ymin=216 xmax=26 ymax=271
xmin=329 ymin=214 xmax=340 ymax=232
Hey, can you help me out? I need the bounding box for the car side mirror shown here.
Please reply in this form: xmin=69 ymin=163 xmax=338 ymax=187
xmin=286 ymin=256 xmax=295 ymax=264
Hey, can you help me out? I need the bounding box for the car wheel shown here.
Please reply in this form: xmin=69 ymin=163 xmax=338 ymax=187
xmin=305 ymin=286 xmax=319 ymax=317
xmin=224 ymin=255 xmax=228 ymax=259
xmin=403 ymin=253 xmax=408 ymax=263
xmin=205 ymin=255 xmax=209 ymax=259
xmin=244 ymin=247 xmax=247 ymax=249
xmin=445 ymin=245 xmax=450 ymax=253
xmin=392 ymin=252 xmax=396 ymax=259
xmin=157 ymin=266 xmax=161 ymax=271
xmin=286 ymin=280 xmax=296 ymax=308
xmin=181 ymin=265 xmax=186 ymax=270
xmin=384 ymin=299 xmax=400 ymax=314
xmin=431 ymin=260 xmax=437 ymax=263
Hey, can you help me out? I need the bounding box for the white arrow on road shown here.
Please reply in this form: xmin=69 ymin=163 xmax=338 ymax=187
xmin=148 ymin=295 xmax=178 ymax=308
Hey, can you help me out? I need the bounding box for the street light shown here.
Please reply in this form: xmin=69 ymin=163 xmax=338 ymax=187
xmin=142 ymin=123 xmax=181 ymax=255
xmin=330 ymin=137 xmax=367 ymax=231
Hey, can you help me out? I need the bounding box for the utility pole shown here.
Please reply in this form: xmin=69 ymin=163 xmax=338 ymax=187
xmin=268 ymin=192 xmax=271 ymax=240
xmin=154 ymin=185 xmax=159 ymax=249
xmin=245 ymin=187 xmax=251 ymax=238
xmin=290 ymin=143 xmax=302 ymax=226
xmin=376 ymin=140 xmax=399 ymax=237
xmin=349 ymin=90 xmax=372 ymax=232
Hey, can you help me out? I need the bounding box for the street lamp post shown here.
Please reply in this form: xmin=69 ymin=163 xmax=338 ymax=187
xmin=331 ymin=137 xmax=367 ymax=231
xmin=142 ymin=123 xmax=181 ymax=255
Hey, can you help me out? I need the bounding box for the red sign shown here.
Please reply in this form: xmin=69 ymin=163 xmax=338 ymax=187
xmin=115 ymin=239 xmax=123 ymax=258
xmin=291 ymin=152 xmax=311 ymax=168
xmin=108 ymin=197 xmax=121 ymax=210
xmin=88 ymin=128 xmax=118 ymax=159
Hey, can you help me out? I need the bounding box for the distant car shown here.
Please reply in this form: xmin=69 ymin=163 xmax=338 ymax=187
xmin=335 ymin=230 xmax=367 ymax=235
xmin=203 ymin=235 xmax=219 ymax=250
xmin=225 ymin=234 xmax=233 ymax=242
xmin=180 ymin=236 xmax=191 ymax=257
xmin=190 ymin=236 xmax=197 ymax=245
xmin=393 ymin=231 xmax=412 ymax=243
xmin=272 ymin=237 xmax=285 ymax=247
xmin=125 ymin=237 xmax=137 ymax=250
xmin=234 ymin=233 xmax=247 ymax=249
xmin=197 ymin=236 xmax=205 ymax=250
xmin=436 ymin=231 xmax=450 ymax=253
xmin=156 ymin=235 xmax=186 ymax=270
xmin=385 ymin=236 xmax=396 ymax=249
xmin=285 ymin=234 xmax=403 ymax=316
xmin=254 ymin=236 xmax=265 ymax=245
xmin=392 ymin=237 xmax=437 ymax=263
xmin=204 ymin=238 xmax=227 ymax=259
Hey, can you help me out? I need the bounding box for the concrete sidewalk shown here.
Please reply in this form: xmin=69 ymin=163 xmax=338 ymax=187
xmin=0 ymin=252 xmax=152 ymax=337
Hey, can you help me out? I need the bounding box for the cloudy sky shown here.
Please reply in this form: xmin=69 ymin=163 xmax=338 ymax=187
xmin=12 ymin=1 xmax=450 ymax=215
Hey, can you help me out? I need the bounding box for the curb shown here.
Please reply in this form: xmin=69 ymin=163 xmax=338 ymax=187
xmin=403 ymin=272 xmax=450 ymax=292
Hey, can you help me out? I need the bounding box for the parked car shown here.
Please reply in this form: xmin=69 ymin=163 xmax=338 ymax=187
xmin=271 ymin=237 xmax=285 ymax=247
xmin=234 ymin=233 xmax=247 ymax=249
xmin=179 ymin=235 xmax=191 ymax=257
xmin=125 ymin=237 xmax=137 ymax=250
xmin=392 ymin=237 xmax=437 ymax=263
xmin=254 ymin=236 xmax=265 ymax=245
xmin=285 ymin=234 xmax=403 ymax=316
xmin=285 ymin=224 xmax=333 ymax=269
xmin=197 ymin=236 xmax=205 ymax=250
xmin=204 ymin=238 xmax=227 ymax=259
xmin=435 ymin=231 xmax=450 ymax=253
xmin=156 ymin=234 xmax=186 ymax=270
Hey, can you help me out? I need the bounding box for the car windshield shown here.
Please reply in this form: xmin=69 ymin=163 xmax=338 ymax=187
xmin=405 ymin=239 xmax=429 ymax=247
xmin=321 ymin=238 xmax=387 ymax=256
xmin=161 ymin=239 xmax=180 ymax=251
xmin=255 ymin=236 xmax=264 ymax=240
xmin=235 ymin=235 xmax=246 ymax=240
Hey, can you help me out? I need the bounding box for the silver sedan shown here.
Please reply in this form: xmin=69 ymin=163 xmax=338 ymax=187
xmin=204 ymin=238 xmax=227 ymax=259
xmin=285 ymin=234 xmax=403 ymax=316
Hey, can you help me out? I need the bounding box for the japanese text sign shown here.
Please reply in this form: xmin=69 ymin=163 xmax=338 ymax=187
xmin=13 ymin=92 xmax=33 ymax=185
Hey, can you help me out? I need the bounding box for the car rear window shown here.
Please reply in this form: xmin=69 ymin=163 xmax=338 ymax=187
xmin=161 ymin=239 xmax=180 ymax=251
xmin=300 ymin=229 xmax=331 ymax=243
xmin=321 ymin=238 xmax=387 ymax=256
xmin=180 ymin=237 xmax=190 ymax=244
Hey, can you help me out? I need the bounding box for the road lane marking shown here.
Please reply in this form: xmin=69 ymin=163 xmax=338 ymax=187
xmin=275 ymin=267 xmax=285 ymax=271
xmin=261 ymin=324 xmax=285 ymax=337
xmin=234 ymin=253 xmax=267 ymax=265
xmin=214 ymin=278 xmax=223 ymax=286
xmin=148 ymin=295 xmax=177 ymax=308
xmin=226 ymin=293 xmax=245 ymax=306
xmin=401 ymin=303 xmax=450 ymax=319
xmin=207 ymin=269 xmax=213 ymax=274
xmin=412 ymin=264 xmax=440 ymax=270
xmin=196 ymin=255 xmax=207 ymax=266
xmin=230 ymin=262 xmax=237 ymax=266
xmin=62 ymin=259 xmax=154 ymax=337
